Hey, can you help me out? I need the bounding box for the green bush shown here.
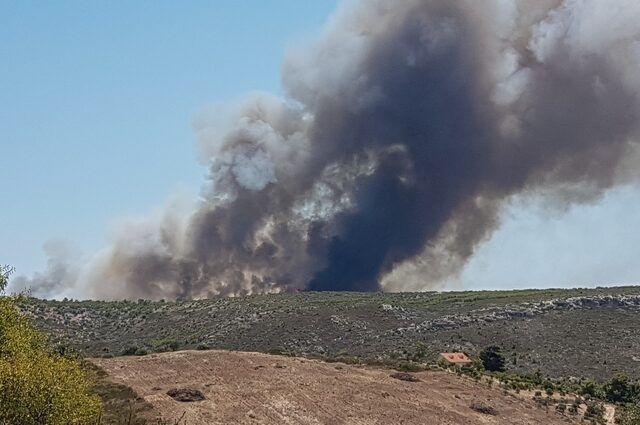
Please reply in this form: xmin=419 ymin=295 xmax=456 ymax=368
xmin=0 ymin=266 xmax=102 ymax=424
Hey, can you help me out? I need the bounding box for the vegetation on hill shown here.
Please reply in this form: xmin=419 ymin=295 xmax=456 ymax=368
xmin=0 ymin=265 xmax=102 ymax=424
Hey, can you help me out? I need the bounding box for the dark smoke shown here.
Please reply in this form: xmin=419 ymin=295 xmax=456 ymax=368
xmin=14 ymin=0 xmax=640 ymax=299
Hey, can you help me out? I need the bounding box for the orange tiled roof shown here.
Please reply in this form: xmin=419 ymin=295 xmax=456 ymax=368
xmin=439 ymin=352 xmax=472 ymax=364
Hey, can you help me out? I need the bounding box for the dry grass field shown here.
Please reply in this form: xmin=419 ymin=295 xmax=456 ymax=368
xmin=93 ymin=349 xmax=584 ymax=425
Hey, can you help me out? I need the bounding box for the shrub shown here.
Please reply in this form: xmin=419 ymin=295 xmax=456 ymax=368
xmin=394 ymin=361 xmax=425 ymax=372
xmin=579 ymin=379 xmax=601 ymax=398
xmin=121 ymin=346 xmax=139 ymax=356
xmin=584 ymin=401 xmax=605 ymax=421
xmin=616 ymin=403 xmax=640 ymax=425
xmin=390 ymin=372 xmax=421 ymax=382
xmin=470 ymin=401 xmax=497 ymax=415
xmin=266 ymin=348 xmax=294 ymax=356
xmin=153 ymin=339 xmax=180 ymax=352
xmin=544 ymin=381 xmax=554 ymax=396
xmin=0 ymin=266 xmax=102 ymax=424
xmin=567 ymin=401 xmax=579 ymax=416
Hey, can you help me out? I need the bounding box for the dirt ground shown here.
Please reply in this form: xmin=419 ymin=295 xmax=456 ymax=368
xmin=93 ymin=350 xmax=581 ymax=425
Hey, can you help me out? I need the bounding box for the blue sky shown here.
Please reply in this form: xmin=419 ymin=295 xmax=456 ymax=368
xmin=1 ymin=1 xmax=338 ymax=276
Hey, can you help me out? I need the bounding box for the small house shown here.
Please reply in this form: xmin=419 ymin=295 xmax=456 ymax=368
xmin=439 ymin=352 xmax=472 ymax=365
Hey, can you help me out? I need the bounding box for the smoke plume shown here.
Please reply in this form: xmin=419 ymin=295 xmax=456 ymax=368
xmin=14 ymin=0 xmax=640 ymax=299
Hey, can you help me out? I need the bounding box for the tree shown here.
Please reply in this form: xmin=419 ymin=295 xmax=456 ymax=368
xmin=0 ymin=265 xmax=102 ymax=424
xmin=604 ymin=373 xmax=636 ymax=404
xmin=479 ymin=346 xmax=506 ymax=372
xmin=0 ymin=264 xmax=13 ymax=293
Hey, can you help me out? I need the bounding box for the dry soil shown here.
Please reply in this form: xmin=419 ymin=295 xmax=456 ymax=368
xmin=93 ymin=350 xmax=584 ymax=425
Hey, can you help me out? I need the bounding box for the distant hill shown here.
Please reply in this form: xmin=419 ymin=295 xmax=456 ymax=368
xmin=21 ymin=286 xmax=640 ymax=380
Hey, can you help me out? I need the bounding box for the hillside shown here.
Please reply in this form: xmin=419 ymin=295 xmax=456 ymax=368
xmin=93 ymin=349 xmax=587 ymax=425
xmin=21 ymin=286 xmax=640 ymax=380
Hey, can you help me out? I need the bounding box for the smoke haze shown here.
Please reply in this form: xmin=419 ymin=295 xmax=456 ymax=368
xmin=13 ymin=0 xmax=640 ymax=299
